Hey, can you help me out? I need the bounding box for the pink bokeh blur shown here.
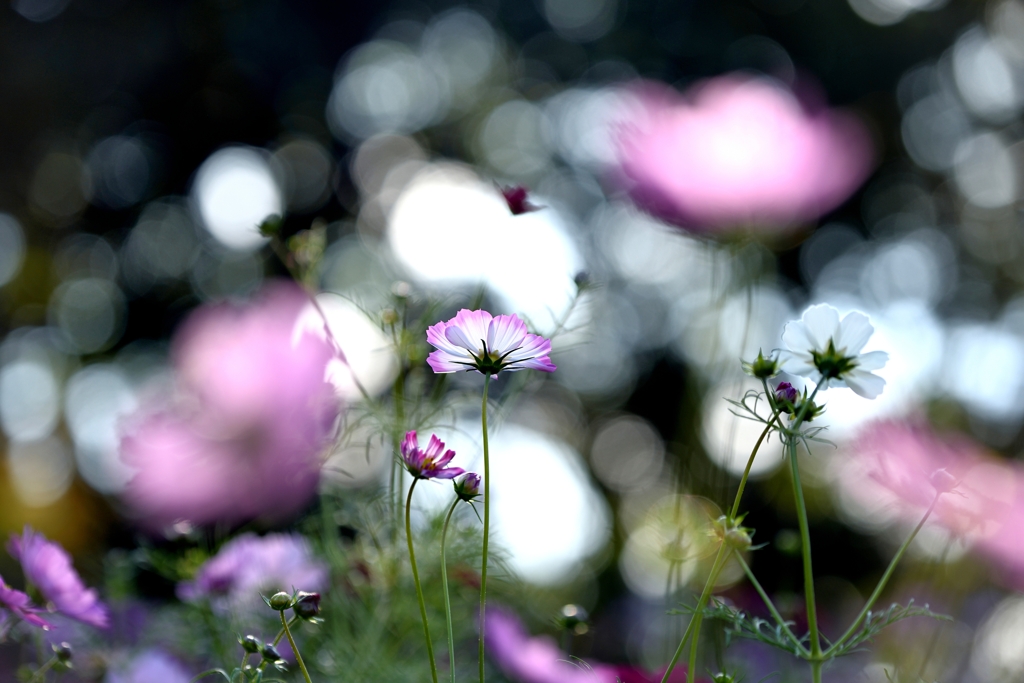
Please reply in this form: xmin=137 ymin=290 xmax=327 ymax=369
xmin=843 ymin=420 xmax=1024 ymax=589
xmin=118 ymin=281 xmax=341 ymax=529
xmin=615 ymin=74 xmax=874 ymax=234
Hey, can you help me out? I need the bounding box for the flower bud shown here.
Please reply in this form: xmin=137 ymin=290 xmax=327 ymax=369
xmin=774 ymin=381 xmax=799 ymax=405
xmin=930 ymin=468 xmax=958 ymax=494
xmin=258 ymin=214 xmax=282 ymax=237
xmin=743 ymin=350 xmax=780 ymax=379
xmin=239 ymin=635 xmax=262 ymax=654
xmin=293 ymin=591 xmax=322 ymax=620
xmin=260 ymin=642 xmax=284 ymax=663
xmin=714 ymin=515 xmax=753 ymax=551
xmin=267 ymin=591 xmax=293 ymax=611
xmin=454 ymin=473 xmax=482 ymax=502
xmin=52 ymin=642 xmax=73 ymax=664
xmin=573 ymin=271 xmax=590 ymax=290
xmin=713 ymin=673 xmax=736 ymax=683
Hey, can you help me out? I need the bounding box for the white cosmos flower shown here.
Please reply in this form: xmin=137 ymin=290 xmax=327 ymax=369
xmin=779 ymin=304 xmax=888 ymax=399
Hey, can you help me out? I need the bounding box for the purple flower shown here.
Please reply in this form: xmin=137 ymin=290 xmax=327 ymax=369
xmin=400 ymin=431 xmax=464 ymax=480
xmin=119 ymin=281 xmax=342 ymax=528
xmin=499 ymin=185 xmax=542 ymax=215
xmin=0 ymin=575 xmax=50 ymax=630
xmin=7 ymin=527 xmax=108 ymax=629
xmin=615 ymin=75 xmax=873 ymax=234
xmin=426 ymin=309 xmax=556 ymax=376
xmin=485 ymin=608 xmax=619 ymax=683
xmin=105 ymin=649 xmax=191 ymax=683
xmin=454 ymin=472 xmax=482 ymax=501
xmin=177 ymin=533 xmax=327 ymax=612
xmin=774 ymin=381 xmax=799 ymax=405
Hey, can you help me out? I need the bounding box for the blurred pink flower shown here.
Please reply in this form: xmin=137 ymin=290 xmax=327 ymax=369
xmin=843 ymin=420 xmax=1024 ymax=588
xmin=106 ymin=649 xmax=191 ymax=683
xmin=177 ymin=532 xmax=327 ymax=612
xmin=7 ymin=527 xmax=108 ymax=629
xmin=0 ymin=575 xmax=50 ymax=630
xmin=615 ymin=75 xmax=874 ymax=233
xmin=486 ymin=608 xmax=618 ymax=683
xmin=119 ymin=281 xmax=341 ymax=528
xmin=485 ymin=608 xmax=692 ymax=683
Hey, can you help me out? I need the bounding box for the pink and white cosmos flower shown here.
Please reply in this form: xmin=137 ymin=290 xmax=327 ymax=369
xmin=426 ymin=309 xmax=555 ymax=377
xmin=400 ymin=431 xmax=464 ymax=480
xmin=615 ymin=75 xmax=874 ymax=234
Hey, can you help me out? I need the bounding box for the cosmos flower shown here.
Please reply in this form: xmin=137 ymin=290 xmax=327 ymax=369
xmin=177 ymin=532 xmax=327 ymax=613
xmin=485 ymin=608 xmax=619 ymax=683
xmin=779 ymin=304 xmax=888 ymax=399
xmin=426 ymin=309 xmax=556 ymax=376
xmin=615 ymin=75 xmax=873 ymax=234
xmin=0 ymin=576 xmax=50 ymax=630
xmin=7 ymin=527 xmax=108 ymax=629
xmin=105 ymin=649 xmax=191 ymax=683
xmin=499 ymin=185 xmax=542 ymax=215
xmin=119 ymin=281 xmax=341 ymax=528
xmin=486 ymin=608 xmax=690 ymax=683
xmin=400 ymin=431 xmax=464 ymax=480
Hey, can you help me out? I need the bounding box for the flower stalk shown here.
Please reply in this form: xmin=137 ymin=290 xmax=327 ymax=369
xmin=406 ymin=478 xmax=440 ymax=683
xmin=478 ymin=374 xmax=491 ymax=683
xmin=441 ymin=497 xmax=460 ymax=683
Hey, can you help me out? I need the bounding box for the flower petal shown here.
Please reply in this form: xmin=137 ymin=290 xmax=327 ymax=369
xmin=800 ymin=304 xmax=841 ymax=350
xmin=487 ymin=315 xmax=529 ymax=356
xmin=835 ymin=311 xmax=874 ymax=355
xmin=843 ymin=369 xmax=886 ymax=399
xmin=855 ymin=350 xmax=888 ymax=371
xmin=427 ymin=350 xmax=469 ymax=374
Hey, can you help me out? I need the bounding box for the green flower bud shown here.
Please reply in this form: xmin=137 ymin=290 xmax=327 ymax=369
xmin=238 ymin=634 xmax=262 ymax=654
xmin=52 ymin=642 xmax=73 ymax=664
xmin=260 ymin=643 xmax=284 ymax=663
xmin=267 ymin=591 xmax=293 ymax=611
xmin=742 ymin=349 xmax=780 ymax=379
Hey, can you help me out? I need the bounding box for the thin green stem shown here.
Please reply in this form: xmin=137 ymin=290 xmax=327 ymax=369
xmin=258 ymin=616 xmax=301 ymax=673
xmin=735 ymin=554 xmax=809 ymax=656
xmin=660 ymin=545 xmax=732 ymax=683
xmin=406 ymin=479 xmax=440 ymax=683
xmin=478 ymin=374 xmax=491 ymax=683
xmin=824 ymin=491 xmax=942 ymax=657
xmin=729 ymin=416 xmax=777 ymax=521
xmin=27 ymin=656 xmax=56 ymax=683
xmin=788 ymin=437 xmax=821 ymax=659
xmin=661 ymin=390 xmax=780 ymax=683
xmin=280 ymin=610 xmax=313 ymax=683
xmin=811 ymin=660 xmax=823 ymax=683
xmin=441 ymin=497 xmax=460 ymax=683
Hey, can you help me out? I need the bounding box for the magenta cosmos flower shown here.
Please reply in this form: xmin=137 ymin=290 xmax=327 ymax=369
xmin=615 ymin=75 xmax=874 ymax=233
xmin=177 ymin=532 xmax=327 ymax=612
xmin=7 ymin=527 xmax=108 ymax=629
xmin=0 ymin=576 xmax=50 ymax=629
xmin=400 ymin=431 xmax=464 ymax=480
xmin=119 ymin=281 xmax=341 ymax=528
xmin=426 ymin=309 xmax=555 ymax=376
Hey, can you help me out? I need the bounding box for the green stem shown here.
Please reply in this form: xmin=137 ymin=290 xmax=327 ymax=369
xmin=811 ymin=660 xmax=823 ymax=683
xmin=280 ymin=610 xmax=314 ymax=683
xmin=729 ymin=416 xmax=777 ymax=521
xmin=824 ymin=491 xmax=942 ymax=657
xmin=27 ymin=656 xmax=56 ymax=683
xmin=661 ymin=393 xmax=779 ymax=683
xmin=479 ymin=374 xmax=491 ymax=683
xmin=660 ymin=545 xmax=732 ymax=683
xmin=441 ymin=497 xmax=460 ymax=683
xmin=406 ymin=479 xmax=440 ymax=683
xmin=393 ymin=367 xmax=407 ymax=542
xmin=788 ymin=437 xmax=821 ymax=659
xmin=258 ymin=616 xmax=301 ymax=672
xmin=735 ymin=554 xmax=809 ymax=656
